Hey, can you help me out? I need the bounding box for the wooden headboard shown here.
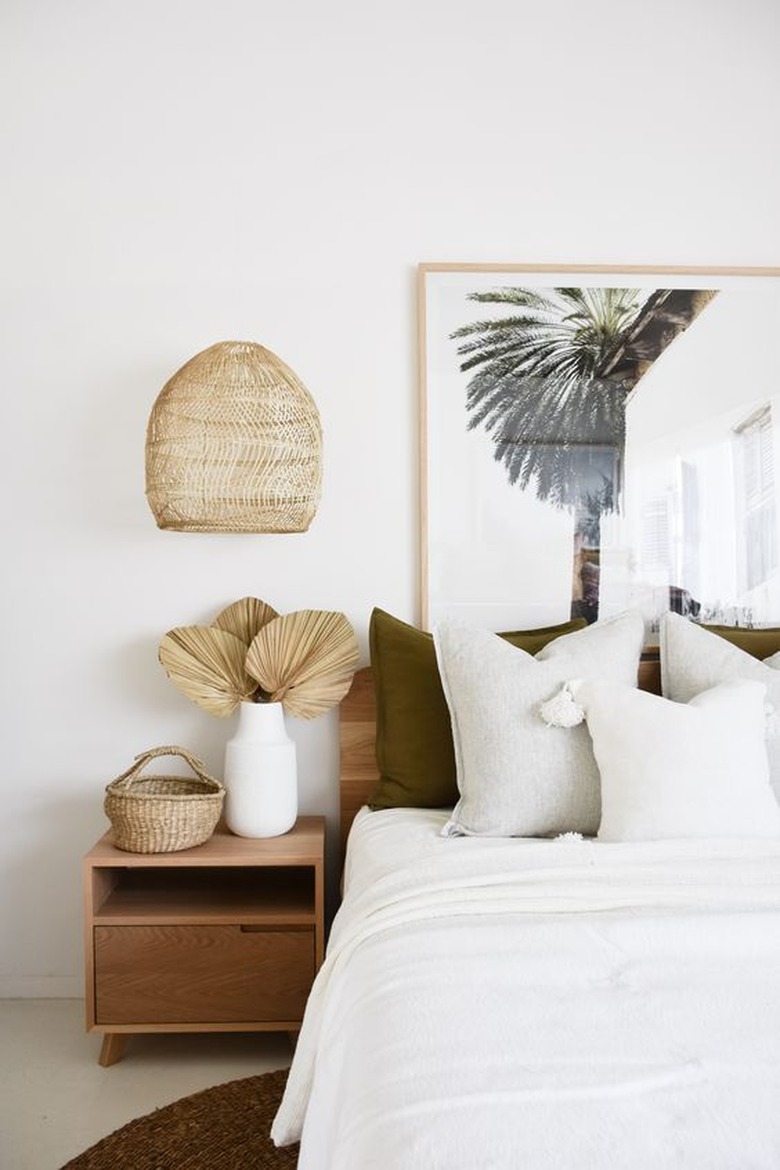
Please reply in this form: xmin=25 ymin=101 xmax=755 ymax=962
xmin=339 ymin=667 xmax=380 ymax=854
xmin=339 ymin=649 xmax=662 ymax=852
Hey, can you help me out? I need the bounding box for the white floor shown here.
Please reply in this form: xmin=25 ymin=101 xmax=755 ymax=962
xmin=0 ymin=999 xmax=293 ymax=1170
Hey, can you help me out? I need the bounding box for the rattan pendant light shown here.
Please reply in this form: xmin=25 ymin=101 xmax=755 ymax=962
xmin=145 ymin=341 xmax=323 ymax=533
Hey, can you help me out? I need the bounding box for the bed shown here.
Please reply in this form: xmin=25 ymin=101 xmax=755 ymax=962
xmin=272 ymin=611 xmax=780 ymax=1169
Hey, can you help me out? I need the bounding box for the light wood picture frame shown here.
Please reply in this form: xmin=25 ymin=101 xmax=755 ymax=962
xmin=419 ymin=262 xmax=780 ymax=634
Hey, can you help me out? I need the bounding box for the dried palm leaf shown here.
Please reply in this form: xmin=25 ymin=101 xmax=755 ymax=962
xmin=212 ymin=596 xmax=278 ymax=647
xmin=159 ymin=626 xmax=258 ymax=717
xmin=245 ymin=610 xmax=359 ymax=720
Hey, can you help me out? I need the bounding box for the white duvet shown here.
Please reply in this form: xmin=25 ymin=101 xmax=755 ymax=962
xmin=272 ymin=808 xmax=780 ymax=1169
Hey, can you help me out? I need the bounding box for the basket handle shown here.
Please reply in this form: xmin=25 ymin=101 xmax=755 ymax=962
xmin=108 ymin=746 xmax=223 ymax=792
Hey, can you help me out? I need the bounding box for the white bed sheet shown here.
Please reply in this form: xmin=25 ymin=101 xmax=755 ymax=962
xmin=274 ymin=808 xmax=780 ymax=1169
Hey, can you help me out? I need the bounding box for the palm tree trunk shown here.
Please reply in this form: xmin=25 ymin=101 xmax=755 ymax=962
xmin=570 ymin=513 xmax=601 ymax=624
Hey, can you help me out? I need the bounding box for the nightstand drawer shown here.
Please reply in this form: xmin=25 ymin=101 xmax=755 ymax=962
xmin=94 ymin=925 xmax=315 ymax=1024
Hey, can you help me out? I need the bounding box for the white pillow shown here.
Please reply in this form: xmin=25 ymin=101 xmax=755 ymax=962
xmin=433 ymin=610 xmax=645 ymax=837
xmin=570 ymin=677 xmax=780 ymax=841
xmin=660 ymin=611 xmax=780 ymax=802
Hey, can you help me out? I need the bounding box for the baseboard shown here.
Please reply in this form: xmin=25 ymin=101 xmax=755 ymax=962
xmin=0 ymin=976 xmax=83 ymax=998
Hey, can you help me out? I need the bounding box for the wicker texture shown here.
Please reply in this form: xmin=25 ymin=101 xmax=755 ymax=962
xmin=60 ymin=1068 xmax=297 ymax=1170
xmin=145 ymin=341 xmax=323 ymax=533
xmin=104 ymin=746 xmax=224 ymax=853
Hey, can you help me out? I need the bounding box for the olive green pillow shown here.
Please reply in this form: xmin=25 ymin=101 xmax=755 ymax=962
xmin=702 ymin=623 xmax=780 ymax=659
xmin=368 ymin=608 xmax=587 ymax=810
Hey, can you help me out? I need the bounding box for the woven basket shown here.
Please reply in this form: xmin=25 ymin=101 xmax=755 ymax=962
xmin=145 ymin=340 xmax=323 ymax=534
xmin=104 ymin=746 xmax=225 ymax=854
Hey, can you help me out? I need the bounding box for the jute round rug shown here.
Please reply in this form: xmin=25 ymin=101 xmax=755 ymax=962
xmin=60 ymin=1066 xmax=299 ymax=1169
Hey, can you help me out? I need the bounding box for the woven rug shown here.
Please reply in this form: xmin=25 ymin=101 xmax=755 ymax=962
xmin=60 ymin=1066 xmax=299 ymax=1169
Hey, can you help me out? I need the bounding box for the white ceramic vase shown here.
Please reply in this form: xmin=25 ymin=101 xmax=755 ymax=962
xmin=223 ymin=701 xmax=297 ymax=838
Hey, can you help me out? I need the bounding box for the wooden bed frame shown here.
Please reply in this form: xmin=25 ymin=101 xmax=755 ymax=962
xmin=339 ymin=650 xmax=662 ymax=852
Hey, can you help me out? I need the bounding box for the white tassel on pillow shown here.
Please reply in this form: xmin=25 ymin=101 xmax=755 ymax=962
xmin=539 ymin=682 xmax=585 ymax=728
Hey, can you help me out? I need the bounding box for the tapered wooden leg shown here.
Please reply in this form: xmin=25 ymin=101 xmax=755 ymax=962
xmin=99 ymin=1033 xmax=128 ymax=1067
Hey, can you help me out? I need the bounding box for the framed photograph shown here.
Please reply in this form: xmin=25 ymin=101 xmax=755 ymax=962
xmin=419 ymin=262 xmax=780 ymax=634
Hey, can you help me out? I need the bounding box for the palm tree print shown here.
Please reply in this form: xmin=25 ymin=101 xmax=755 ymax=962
xmin=451 ymin=285 xmax=716 ymax=622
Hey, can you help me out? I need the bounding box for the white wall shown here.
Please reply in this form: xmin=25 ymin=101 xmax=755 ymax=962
xmin=2 ymin=0 xmax=779 ymax=994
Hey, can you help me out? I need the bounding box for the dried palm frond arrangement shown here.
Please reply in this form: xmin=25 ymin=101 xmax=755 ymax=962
xmin=159 ymin=596 xmax=360 ymax=720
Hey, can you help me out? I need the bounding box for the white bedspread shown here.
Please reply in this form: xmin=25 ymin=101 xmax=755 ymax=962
xmin=272 ymin=809 xmax=780 ymax=1169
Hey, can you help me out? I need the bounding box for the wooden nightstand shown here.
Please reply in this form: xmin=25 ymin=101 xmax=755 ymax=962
xmin=83 ymin=816 xmax=325 ymax=1065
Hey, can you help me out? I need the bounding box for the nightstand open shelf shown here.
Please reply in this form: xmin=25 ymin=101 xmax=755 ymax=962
xmin=92 ymin=866 xmax=316 ymax=924
xmin=83 ymin=816 xmax=325 ymax=1065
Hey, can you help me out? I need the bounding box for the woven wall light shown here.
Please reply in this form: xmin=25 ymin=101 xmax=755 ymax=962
xmin=145 ymin=340 xmax=323 ymax=533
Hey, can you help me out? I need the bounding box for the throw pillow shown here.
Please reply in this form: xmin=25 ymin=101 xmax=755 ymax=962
xmin=569 ymin=677 xmax=780 ymax=841
xmin=701 ymin=622 xmax=780 ymax=660
xmin=660 ymin=611 xmax=780 ymax=801
xmin=433 ymin=610 xmax=645 ymax=837
xmin=368 ymin=609 xmax=587 ymax=810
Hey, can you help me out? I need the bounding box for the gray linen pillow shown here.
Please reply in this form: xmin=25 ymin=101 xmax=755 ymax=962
xmin=660 ymin=611 xmax=780 ymax=803
xmin=434 ymin=610 xmax=645 ymax=837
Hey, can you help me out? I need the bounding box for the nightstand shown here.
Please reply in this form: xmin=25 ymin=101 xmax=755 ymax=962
xmin=82 ymin=816 xmax=325 ymax=1065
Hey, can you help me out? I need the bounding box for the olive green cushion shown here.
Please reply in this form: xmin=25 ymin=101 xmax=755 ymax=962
xmin=368 ymin=608 xmax=587 ymax=810
xmin=702 ymin=623 xmax=780 ymax=659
